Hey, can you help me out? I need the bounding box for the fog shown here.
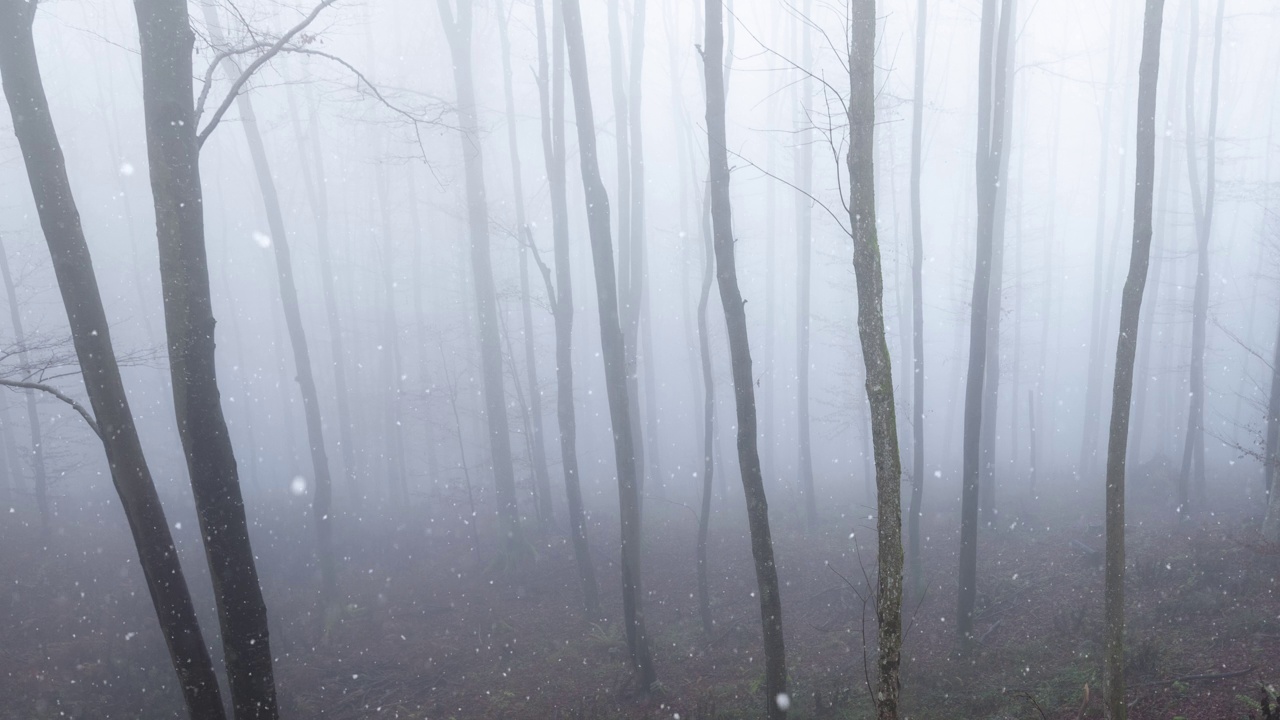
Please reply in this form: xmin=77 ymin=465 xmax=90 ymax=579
xmin=0 ymin=0 xmax=1278 ymax=718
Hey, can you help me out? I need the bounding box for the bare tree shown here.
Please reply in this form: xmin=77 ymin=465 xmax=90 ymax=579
xmin=703 ymin=1 xmax=788 ymax=715
xmin=562 ymin=0 xmax=656 ymax=688
xmin=0 ymin=4 xmax=226 ymax=715
xmin=532 ymin=0 xmax=601 ymax=617
xmin=436 ymin=0 xmax=527 ymax=557
xmin=1178 ymin=0 xmax=1225 ymax=517
xmin=1104 ymin=4 xmax=1167 ymax=718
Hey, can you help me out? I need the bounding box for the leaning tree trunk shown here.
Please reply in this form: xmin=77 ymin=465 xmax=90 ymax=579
xmin=907 ymin=0 xmax=928 ymax=600
xmin=562 ymin=0 xmax=656 ymax=688
xmin=437 ymin=0 xmax=526 ymax=556
xmin=958 ymin=0 xmax=1011 ymax=651
xmin=0 ymin=9 xmax=226 ymax=715
xmin=132 ymin=1 xmax=278 ymax=715
xmin=848 ymin=2 xmax=905 ymax=716
xmin=703 ymin=2 xmax=788 ymax=717
xmin=203 ymin=4 xmax=335 ymax=605
xmin=533 ymin=0 xmax=601 ymax=617
xmin=0 ymin=236 xmax=46 ymax=535
xmin=1104 ymin=5 xmax=1166 ymax=718
xmin=1178 ymin=0 xmax=1223 ymax=518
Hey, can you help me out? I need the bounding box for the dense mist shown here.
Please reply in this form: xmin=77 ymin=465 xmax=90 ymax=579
xmin=1 ymin=0 xmax=1278 ymax=718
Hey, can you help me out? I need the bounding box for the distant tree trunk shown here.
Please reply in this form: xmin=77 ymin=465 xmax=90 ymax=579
xmin=703 ymin=2 xmax=788 ymax=717
xmin=795 ymin=0 xmax=817 ymax=529
xmin=202 ymin=4 xmax=335 ymax=604
xmin=1080 ymin=4 xmax=1124 ymax=479
xmin=1104 ymin=5 xmax=1166 ymax=717
xmin=1264 ymin=313 xmax=1280 ymax=541
xmin=979 ymin=0 xmax=1015 ymax=524
xmin=0 ymin=8 xmax=227 ymax=716
xmin=372 ymin=165 xmax=408 ymax=506
xmin=132 ymin=1 xmax=278 ymax=715
xmin=958 ymin=0 xmax=1011 ymax=650
xmin=1178 ymin=0 xmax=1223 ymax=517
xmin=907 ymin=0 xmax=927 ymax=598
xmin=0 ymin=236 xmax=46 ymax=535
xmin=696 ymin=176 xmax=717 ymax=638
xmin=562 ymin=0 xmax=656 ymax=688
xmin=437 ymin=0 xmax=526 ymax=555
xmin=534 ymin=0 xmax=601 ymax=617
xmin=847 ymin=2 xmax=905 ymax=716
xmin=498 ymin=0 xmax=555 ymax=531
xmin=287 ymin=88 xmax=360 ymax=511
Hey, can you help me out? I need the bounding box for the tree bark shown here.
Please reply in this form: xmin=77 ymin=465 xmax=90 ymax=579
xmin=562 ymin=0 xmax=656 ymax=688
xmin=132 ymin=1 xmax=278 ymax=715
xmin=203 ymin=4 xmax=336 ymax=604
xmin=534 ymin=0 xmax=601 ymax=617
xmin=436 ymin=0 xmax=526 ymax=555
xmin=1104 ymin=5 xmax=1166 ymax=718
xmin=958 ymin=0 xmax=1011 ymax=650
xmin=704 ymin=2 xmax=789 ymax=716
xmin=847 ymin=2 xmax=905 ymax=716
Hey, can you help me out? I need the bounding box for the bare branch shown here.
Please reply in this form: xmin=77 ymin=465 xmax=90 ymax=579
xmin=196 ymin=0 xmax=339 ymax=148
xmin=0 ymin=379 xmax=100 ymax=439
xmin=519 ymin=224 xmax=559 ymax=319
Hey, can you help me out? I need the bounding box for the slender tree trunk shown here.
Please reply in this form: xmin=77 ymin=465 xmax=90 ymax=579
xmin=696 ymin=173 xmax=717 ymax=638
xmin=796 ymin=0 xmax=817 ymax=530
xmin=437 ymin=0 xmax=526 ymax=555
xmin=1178 ymin=0 xmax=1223 ymax=517
xmin=958 ymin=0 xmax=1012 ymax=650
xmin=372 ymin=163 xmax=408 ymax=506
xmin=1104 ymin=6 xmax=1166 ymax=718
xmin=907 ymin=0 xmax=927 ymax=598
xmin=203 ymin=4 xmax=336 ymax=604
xmin=562 ymin=0 xmax=656 ymax=687
xmin=1264 ymin=311 xmax=1280 ymax=540
xmin=0 ymin=236 xmax=46 ymax=535
xmin=847 ymin=2 xmax=905 ymax=716
xmin=0 ymin=9 xmax=228 ymax=716
xmin=132 ymin=2 xmax=278 ymax=714
xmin=534 ymin=0 xmax=601 ymax=617
xmin=704 ymin=3 xmax=788 ymax=716
xmin=498 ymin=0 xmax=555 ymax=531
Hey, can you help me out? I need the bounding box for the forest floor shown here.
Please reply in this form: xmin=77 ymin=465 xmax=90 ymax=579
xmin=2 ymin=487 xmax=1279 ymax=719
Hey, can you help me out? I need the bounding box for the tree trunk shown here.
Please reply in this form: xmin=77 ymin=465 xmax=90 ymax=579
xmin=371 ymin=164 xmax=408 ymax=507
xmin=697 ymin=174 xmax=717 ymax=638
xmin=1178 ymin=0 xmax=1223 ymax=517
xmin=498 ymin=0 xmax=555 ymax=531
xmin=1264 ymin=310 xmax=1280 ymax=541
xmin=562 ymin=0 xmax=656 ymax=688
xmin=795 ymin=0 xmax=816 ymax=530
xmin=907 ymin=0 xmax=927 ymax=599
xmin=958 ymin=0 xmax=1012 ymax=650
xmin=847 ymin=2 xmax=905 ymax=716
xmin=436 ymin=0 xmax=526 ymax=555
xmin=202 ymin=4 xmax=336 ymax=604
xmin=0 ymin=10 xmax=228 ymax=717
xmin=1104 ymin=5 xmax=1166 ymax=718
xmin=704 ymin=2 xmax=788 ymax=716
xmin=534 ymin=0 xmax=601 ymax=617
xmin=132 ymin=1 xmax=278 ymax=715
xmin=0 ymin=234 xmax=46 ymax=535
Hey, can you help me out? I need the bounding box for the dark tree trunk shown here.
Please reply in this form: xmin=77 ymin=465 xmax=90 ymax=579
xmin=907 ymin=0 xmax=927 ymax=598
xmin=1178 ymin=0 xmax=1223 ymax=517
xmin=1104 ymin=5 xmax=1166 ymax=717
xmin=562 ymin=0 xmax=656 ymax=688
xmin=437 ymin=0 xmax=526 ymax=555
xmin=132 ymin=1 xmax=278 ymax=715
xmin=0 ymin=14 xmax=227 ymax=713
xmin=703 ymin=2 xmax=788 ymax=716
xmin=958 ymin=0 xmax=1012 ymax=650
xmin=534 ymin=0 xmax=601 ymax=617
xmin=203 ymin=4 xmax=335 ymax=604
xmin=847 ymin=2 xmax=905 ymax=716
